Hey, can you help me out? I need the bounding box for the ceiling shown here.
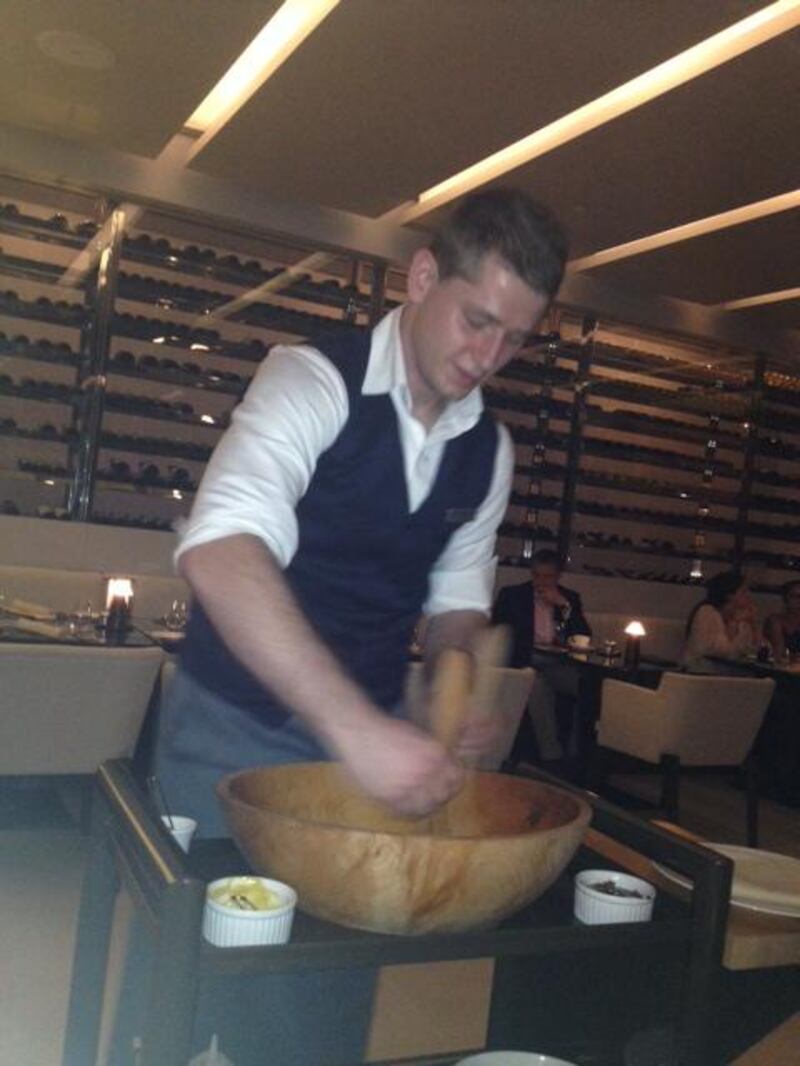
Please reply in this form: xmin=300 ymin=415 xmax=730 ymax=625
xmin=0 ymin=1 xmax=278 ymax=156
xmin=0 ymin=0 xmax=798 ymax=345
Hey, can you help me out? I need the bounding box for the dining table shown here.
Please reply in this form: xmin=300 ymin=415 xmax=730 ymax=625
xmin=133 ymin=621 xmax=185 ymax=651
xmin=599 ymin=816 xmax=800 ymax=972
xmin=706 ymin=653 xmax=800 ymax=681
xmin=0 ymin=614 xmax=158 ymax=647
xmin=530 ymin=644 xmax=680 ymax=785
xmin=589 ymin=815 xmax=800 ymax=1064
xmin=0 ymin=595 xmax=188 ymax=650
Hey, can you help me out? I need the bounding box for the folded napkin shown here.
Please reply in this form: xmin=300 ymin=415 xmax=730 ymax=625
xmin=7 ymin=598 xmax=58 ymax=621
xmin=11 ymin=616 xmax=65 ymax=638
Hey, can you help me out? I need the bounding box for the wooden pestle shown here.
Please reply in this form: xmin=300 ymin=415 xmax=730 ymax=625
xmin=461 ymin=625 xmax=512 ymax=771
xmin=426 ymin=647 xmax=473 ymax=834
xmin=426 ymin=626 xmax=511 ymax=832
xmin=428 ymin=647 xmax=474 ymax=752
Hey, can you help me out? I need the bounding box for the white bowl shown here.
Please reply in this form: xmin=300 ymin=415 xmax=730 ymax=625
xmin=458 ymin=1053 xmax=578 ymax=1065
xmin=203 ymin=876 xmax=297 ymax=947
xmin=574 ymin=870 xmax=655 ymax=924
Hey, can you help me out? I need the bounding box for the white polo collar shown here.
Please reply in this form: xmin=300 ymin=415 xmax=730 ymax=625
xmin=362 ymin=306 xmax=484 ymax=437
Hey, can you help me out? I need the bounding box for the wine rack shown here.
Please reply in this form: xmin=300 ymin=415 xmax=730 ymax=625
xmin=492 ymin=314 xmax=800 ymax=595
xmin=0 ymin=178 xmax=374 ymax=530
xmin=1 ymin=176 xmax=798 ymax=592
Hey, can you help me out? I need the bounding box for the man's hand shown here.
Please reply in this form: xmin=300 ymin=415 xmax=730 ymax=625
xmin=333 ymin=713 xmax=464 ymax=817
xmin=454 ymin=710 xmax=500 ymax=764
xmin=537 ymin=585 xmax=568 ymax=608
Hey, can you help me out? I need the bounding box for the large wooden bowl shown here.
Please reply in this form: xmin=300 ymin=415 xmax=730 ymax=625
xmin=217 ymin=763 xmax=591 ymax=935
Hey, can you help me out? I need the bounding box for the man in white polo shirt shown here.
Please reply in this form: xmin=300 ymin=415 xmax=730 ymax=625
xmin=157 ymin=190 xmax=568 ymax=838
xmin=150 ymin=189 xmax=567 ymax=1066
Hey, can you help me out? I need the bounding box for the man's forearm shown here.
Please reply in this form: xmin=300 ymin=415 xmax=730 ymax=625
xmin=179 ymin=533 xmax=465 ymax=817
xmin=179 ymin=533 xmax=376 ymax=755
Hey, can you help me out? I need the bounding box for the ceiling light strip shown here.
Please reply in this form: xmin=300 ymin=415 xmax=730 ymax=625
xmin=186 ymin=0 xmax=340 ymax=157
xmin=567 ymin=188 xmax=800 ymax=272
xmin=395 ymin=0 xmax=800 ymax=222
xmin=717 ymin=286 xmax=800 ymax=311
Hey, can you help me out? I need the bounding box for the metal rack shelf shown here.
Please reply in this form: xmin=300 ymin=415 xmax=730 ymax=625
xmin=12 ymin=461 xmax=197 ymax=499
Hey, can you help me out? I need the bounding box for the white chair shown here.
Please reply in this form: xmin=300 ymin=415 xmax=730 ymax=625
xmin=596 ymin=672 xmax=775 ymax=846
xmin=0 ymin=644 xmax=165 ymax=775
xmin=404 ymin=661 xmax=535 ymax=770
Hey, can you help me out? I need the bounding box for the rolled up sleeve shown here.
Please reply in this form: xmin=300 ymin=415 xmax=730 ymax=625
xmin=176 ymin=345 xmax=347 ymax=568
xmin=424 ymin=423 xmax=513 ymax=617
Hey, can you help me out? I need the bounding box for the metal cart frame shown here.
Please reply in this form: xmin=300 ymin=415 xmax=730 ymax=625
xmin=62 ymin=760 xmax=731 ymax=1066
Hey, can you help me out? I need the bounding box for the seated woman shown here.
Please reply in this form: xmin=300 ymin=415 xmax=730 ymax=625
xmin=764 ymin=579 xmax=800 ymax=661
xmin=682 ymin=570 xmax=760 ymax=673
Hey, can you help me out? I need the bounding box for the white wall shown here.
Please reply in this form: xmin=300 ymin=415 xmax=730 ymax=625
xmin=0 ymin=515 xmax=782 ymax=625
xmin=0 ymin=515 xmax=177 ymax=575
xmin=0 ymin=515 xmax=185 ymax=616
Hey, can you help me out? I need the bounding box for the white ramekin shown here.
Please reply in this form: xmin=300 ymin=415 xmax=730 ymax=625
xmin=574 ymin=869 xmax=656 ymax=924
xmin=202 ymin=876 xmax=297 ymax=947
xmin=160 ymin=815 xmax=197 ymax=854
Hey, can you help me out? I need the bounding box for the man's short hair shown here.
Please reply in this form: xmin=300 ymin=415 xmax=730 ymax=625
xmin=430 ymin=188 xmax=568 ymax=299
xmin=532 ymin=548 xmax=562 ymax=570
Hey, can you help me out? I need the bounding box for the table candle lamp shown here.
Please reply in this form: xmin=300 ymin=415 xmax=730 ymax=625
xmin=105 ymin=578 xmax=134 ymax=637
xmin=623 ymin=620 xmax=646 ymax=670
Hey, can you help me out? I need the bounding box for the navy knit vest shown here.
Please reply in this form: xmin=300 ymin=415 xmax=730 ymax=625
xmin=181 ymin=328 xmax=499 ymax=725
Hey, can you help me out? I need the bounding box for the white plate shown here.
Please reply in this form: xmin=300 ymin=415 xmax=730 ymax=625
xmin=654 ymin=844 xmax=800 ymax=918
xmin=458 ymin=1054 xmax=578 ymax=1065
xmin=147 ymin=628 xmax=185 ymax=641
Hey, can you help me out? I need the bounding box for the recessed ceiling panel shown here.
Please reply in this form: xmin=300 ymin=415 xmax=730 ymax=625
xmin=580 ymin=208 xmax=800 ymax=306
xmin=0 ymin=0 xmax=280 ymax=157
xmin=733 ymin=301 xmax=800 ymax=333
xmin=191 ymin=0 xmax=767 ymax=215
xmin=423 ymin=29 xmax=800 ymax=257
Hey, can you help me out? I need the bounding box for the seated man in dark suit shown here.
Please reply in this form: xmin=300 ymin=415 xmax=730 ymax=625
xmin=493 ymin=549 xmax=591 ymax=761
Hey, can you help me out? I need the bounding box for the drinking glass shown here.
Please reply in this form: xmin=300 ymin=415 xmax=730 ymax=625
xmin=602 ymin=640 xmax=618 ymax=663
xmin=164 ymin=600 xmax=188 ymax=630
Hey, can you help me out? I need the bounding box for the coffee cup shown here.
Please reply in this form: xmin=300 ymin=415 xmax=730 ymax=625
xmin=568 ymin=634 xmax=591 ymax=650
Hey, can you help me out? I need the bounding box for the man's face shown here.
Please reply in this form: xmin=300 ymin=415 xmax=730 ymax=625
xmin=531 ymin=563 xmax=561 ymax=593
xmin=403 ymin=250 xmax=549 ymax=410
